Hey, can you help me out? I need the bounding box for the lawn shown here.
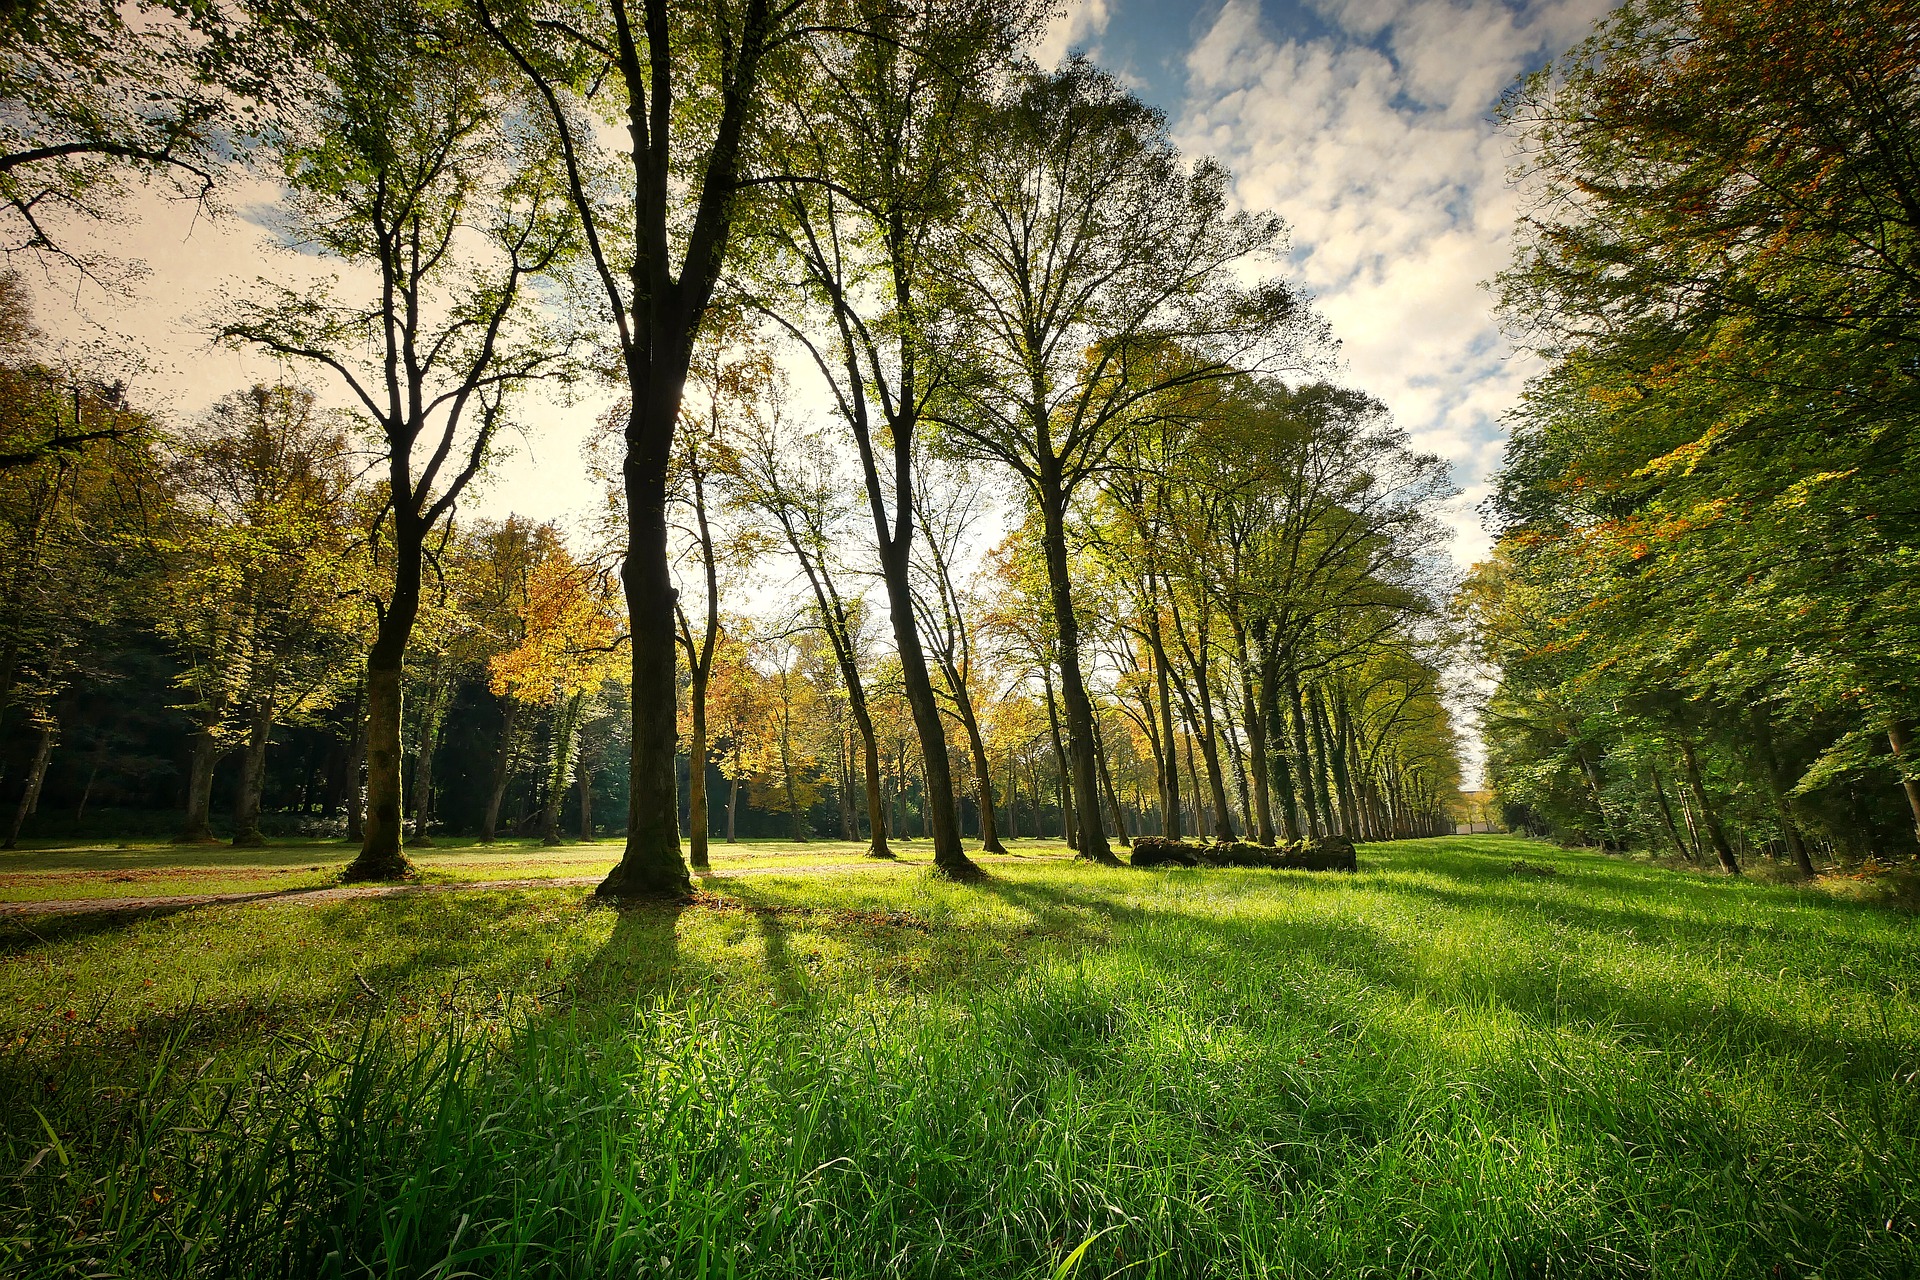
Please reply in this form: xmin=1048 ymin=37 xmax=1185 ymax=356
xmin=2 ymin=835 xmax=1915 ymax=1278
xmin=0 ymin=836 xmax=1065 ymax=905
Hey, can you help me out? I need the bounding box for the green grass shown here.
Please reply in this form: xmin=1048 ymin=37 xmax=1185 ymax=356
xmin=3 ymin=835 xmax=1916 ymax=1278
xmin=0 ymin=837 xmax=1068 ymax=904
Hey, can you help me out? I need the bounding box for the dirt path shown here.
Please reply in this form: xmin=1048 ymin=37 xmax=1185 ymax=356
xmin=0 ymin=854 xmax=1076 ymax=919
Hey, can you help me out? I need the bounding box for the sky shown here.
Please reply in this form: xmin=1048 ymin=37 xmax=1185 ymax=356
xmin=36 ymin=0 xmax=1614 ymax=570
xmin=1038 ymin=0 xmax=1617 ymax=566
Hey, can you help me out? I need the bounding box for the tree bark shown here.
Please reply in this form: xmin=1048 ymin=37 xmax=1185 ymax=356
xmin=599 ymin=470 xmax=693 ymax=896
xmin=231 ymin=700 xmax=271 ymax=847
xmin=1889 ymin=722 xmax=1920 ymax=856
xmin=1678 ymin=737 xmax=1740 ymax=874
xmin=1094 ymin=716 xmax=1130 ymax=847
xmin=4 ymin=720 xmax=53 ymax=849
xmin=176 ymin=719 xmax=223 ymax=843
xmin=481 ymin=696 xmax=521 ymax=843
xmin=344 ymin=506 xmax=425 ymax=881
xmin=1036 ymin=480 xmax=1115 ymax=863
xmin=687 ymin=672 xmax=712 ymax=869
xmin=1286 ymin=666 xmax=1320 ymax=836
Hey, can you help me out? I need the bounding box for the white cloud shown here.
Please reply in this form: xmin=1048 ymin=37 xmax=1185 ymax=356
xmin=1033 ymin=0 xmax=1113 ymax=68
xmin=1177 ymin=0 xmax=1614 ymax=571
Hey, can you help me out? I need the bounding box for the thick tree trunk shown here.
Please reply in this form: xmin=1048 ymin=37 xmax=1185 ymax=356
xmin=481 ymin=696 xmax=521 ymax=843
xmin=1678 ymin=737 xmax=1740 ymax=874
xmin=727 ymin=773 xmax=740 ymax=843
xmin=176 ymin=719 xmax=222 ymax=843
xmin=345 ymin=509 xmax=424 ymax=882
xmin=600 ymin=470 xmax=692 ymax=897
xmin=878 ymin=537 xmax=978 ymax=878
xmin=4 ymin=720 xmax=54 ymax=849
xmin=1305 ymin=686 xmax=1340 ymax=836
xmin=687 ymin=676 xmax=711 ymax=870
xmin=1037 ymin=485 xmax=1114 ymax=863
xmin=231 ymin=701 xmax=271 ymax=847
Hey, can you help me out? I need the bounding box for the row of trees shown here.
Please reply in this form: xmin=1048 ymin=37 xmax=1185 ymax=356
xmin=1 ymin=0 xmax=1466 ymax=887
xmin=1469 ymin=0 xmax=1920 ymax=872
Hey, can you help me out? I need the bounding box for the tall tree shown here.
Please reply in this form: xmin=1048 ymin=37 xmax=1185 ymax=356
xmin=224 ymin=2 xmax=570 ymax=878
xmin=749 ymin=0 xmax=1046 ymax=880
xmin=936 ymin=62 xmax=1306 ymax=863
xmin=477 ymin=0 xmax=816 ymax=897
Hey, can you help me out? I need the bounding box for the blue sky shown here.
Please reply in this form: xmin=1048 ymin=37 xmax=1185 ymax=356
xmin=1039 ymin=0 xmax=1618 ymax=563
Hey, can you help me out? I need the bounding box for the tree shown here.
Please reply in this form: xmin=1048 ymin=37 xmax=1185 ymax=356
xmin=0 ymin=0 xmax=246 ymax=284
xmin=490 ymin=551 xmax=624 ymax=845
xmin=476 ymin=0 xmax=820 ymax=898
xmin=728 ymin=419 xmax=892 ymax=856
xmin=749 ymin=0 xmax=1047 ymax=880
xmin=224 ymin=2 xmax=571 ymax=878
xmin=910 ymin=451 xmax=1008 ymax=853
xmin=159 ymin=384 xmax=362 ymax=846
xmin=934 ymin=61 xmax=1308 ymax=863
xmin=0 ymin=294 xmax=164 ymax=847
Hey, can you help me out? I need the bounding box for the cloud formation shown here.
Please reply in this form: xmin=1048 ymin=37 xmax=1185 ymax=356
xmin=1175 ymin=0 xmax=1612 ymax=564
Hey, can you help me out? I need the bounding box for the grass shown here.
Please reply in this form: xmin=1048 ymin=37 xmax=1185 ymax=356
xmin=0 ymin=837 xmax=1065 ymax=904
xmin=2 ymin=834 xmax=1916 ymax=1278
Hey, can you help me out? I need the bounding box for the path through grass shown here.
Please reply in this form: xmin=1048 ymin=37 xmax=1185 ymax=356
xmin=2 ymin=835 xmax=1915 ymax=1277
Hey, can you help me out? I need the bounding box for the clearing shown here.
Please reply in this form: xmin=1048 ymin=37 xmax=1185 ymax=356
xmin=2 ymin=834 xmax=1915 ymax=1278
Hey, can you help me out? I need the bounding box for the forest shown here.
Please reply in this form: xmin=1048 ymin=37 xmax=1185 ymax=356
xmin=0 ymin=0 xmax=1463 ymax=878
xmin=3 ymin=0 xmax=1918 ymax=1277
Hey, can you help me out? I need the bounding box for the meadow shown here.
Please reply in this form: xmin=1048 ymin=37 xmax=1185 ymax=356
xmin=2 ymin=834 xmax=1915 ymax=1278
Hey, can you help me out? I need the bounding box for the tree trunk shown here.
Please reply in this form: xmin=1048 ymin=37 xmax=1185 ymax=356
xmin=542 ymin=692 xmax=584 ymax=848
xmin=1649 ymin=765 xmax=1691 ymax=861
xmin=1094 ymin=716 xmax=1130 ymax=847
xmin=345 ymin=699 xmax=367 ymax=843
xmin=578 ymin=766 xmax=593 ymax=840
xmin=1286 ymin=667 xmax=1320 ymax=836
xmin=1042 ymin=667 xmax=1075 ymax=848
xmin=231 ymin=700 xmax=272 ymax=847
xmin=1754 ymin=713 xmax=1815 ymax=876
xmin=850 ymin=697 xmax=892 ymax=858
xmin=600 ymin=469 xmax=692 ymax=896
xmin=1678 ymin=737 xmax=1740 ymax=874
xmin=345 ymin=509 xmax=424 ymax=881
xmin=687 ymin=673 xmax=712 ymax=870
xmin=176 ymin=719 xmax=222 ymax=843
xmin=408 ymin=687 xmax=442 ymax=848
xmin=1244 ymin=658 xmax=1274 ymax=843
xmin=1006 ymin=749 xmax=1019 ymax=840
xmin=877 ymin=537 xmax=977 ymax=877
xmin=4 ymin=720 xmax=54 ymax=849
xmin=1037 ymin=482 xmax=1115 ymax=864
xmin=481 ymin=696 xmax=521 ymax=843
xmin=1889 ymin=722 xmax=1920 ymax=856
xmin=1149 ymin=620 xmax=1181 ymax=838
xmin=727 ymin=772 xmax=740 ymax=843
xmin=954 ymin=689 xmax=1007 ymax=854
